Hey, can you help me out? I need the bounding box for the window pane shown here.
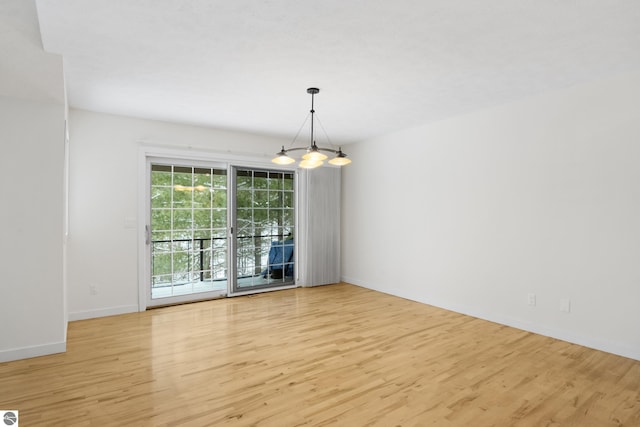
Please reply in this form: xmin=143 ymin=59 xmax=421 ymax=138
xmin=283 ymin=192 xmax=293 ymax=208
xmin=172 ymin=187 xmax=191 ymax=207
xmin=151 ymin=165 xmax=172 ymax=185
xmin=173 ymin=209 xmax=192 ymax=230
xmin=237 ymin=170 xmax=252 ymax=189
xmin=213 ymin=170 xmax=227 ymax=189
xmin=254 ymin=190 xmax=268 ymax=207
xmin=253 ymin=171 xmax=268 ymax=189
xmin=237 ymin=207 xmax=252 ymax=220
xmin=193 ymin=168 xmax=212 ymax=186
xmin=283 ymin=209 xmax=294 ymax=226
xmin=172 ymin=240 xmax=191 ymax=252
xmin=193 ymin=229 xmax=212 ymax=240
xmin=268 ymin=172 xmax=282 ymax=190
xmin=173 ymin=166 xmax=192 ymax=186
xmin=153 ymin=241 xmax=172 ymax=253
xmin=152 ymin=230 xmax=171 ymax=241
xmin=193 ymin=209 xmax=211 ymax=230
xmin=153 ymin=253 xmax=172 ymax=275
xmin=212 ymin=209 xmax=226 ymax=228
xmin=212 ymin=189 xmax=226 ymax=209
xmin=252 ymin=209 xmax=270 ymax=230
xmin=172 ymin=252 xmax=190 ymax=274
xmin=283 ymin=173 xmax=294 ymax=190
xmin=212 ymin=237 xmax=227 ymax=248
xmin=172 ymin=229 xmax=191 ymax=240
xmin=151 ymin=209 xmax=172 ymax=230
xmin=269 ymin=191 xmax=283 ymax=208
xmin=236 ymin=189 xmax=252 ymax=208
xmin=151 ymin=186 xmax=172 ymax=209
xmin=153 ymin=274 xmax=172 ymax=286
xmin=193 ymin=189 xmax=211 ymax=208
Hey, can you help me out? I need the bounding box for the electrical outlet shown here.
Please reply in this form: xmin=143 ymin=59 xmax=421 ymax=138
xmin=527 ymin=293 xmax=536 ymax=306
xmin=560 ymin=298 xmax=571 ymax=313
xmin=90 ymin=284 xmax=98 ymax=296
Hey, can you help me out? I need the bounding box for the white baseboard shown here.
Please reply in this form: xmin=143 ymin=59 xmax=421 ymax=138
xmin=341 ymin=277 xmax=640 ymax=362
xmin=68 ymin=305 xmax=139 ymax=321
xmin=491 ymin=310 xmax=638 ymax=361
xmin=0 ymin=341 xmax=66 ymax=363
xmin=428 ymin=297 xmax=640 ymax=362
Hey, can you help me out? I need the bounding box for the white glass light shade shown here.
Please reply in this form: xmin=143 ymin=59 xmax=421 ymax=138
xmin=302 ymin=150 xmax=328 ymax=161
xmin=272 ymin=154 xmax=296 ymax=165
xmin=328 ymin=156 xmax=352 ymax=166
xmin=299 ymin=159 xmax=323 ymax=169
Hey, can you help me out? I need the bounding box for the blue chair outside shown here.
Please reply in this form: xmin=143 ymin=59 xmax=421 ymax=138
xmin=263 ymin=238 xmax=294 ymax=279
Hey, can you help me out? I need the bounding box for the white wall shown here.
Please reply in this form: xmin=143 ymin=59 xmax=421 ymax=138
xmin=342 ymin=72 xmax=640 ymax=361
xmin=66 ymin=109 xmax=290 ymax=319
xmin=0 ymin=0 xmax=67 ymax=362
xmin=0 ymin=97 xmax=66 ymax=361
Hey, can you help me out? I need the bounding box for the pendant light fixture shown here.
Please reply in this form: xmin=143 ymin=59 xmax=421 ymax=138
xmin=272 ymin=88 xmax=351 ymax=169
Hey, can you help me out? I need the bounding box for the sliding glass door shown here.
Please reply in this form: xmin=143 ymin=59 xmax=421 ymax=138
xmin=148 ymin=163 xmax=228 ymax=306
xmin=231 ymin=167 xmax=296 ymax=293
xmin=145 ymin=159 xmax=295 ymax=306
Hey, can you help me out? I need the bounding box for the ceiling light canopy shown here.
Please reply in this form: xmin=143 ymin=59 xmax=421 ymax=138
xmin=272 ymin=88 xmax=351 ymax=169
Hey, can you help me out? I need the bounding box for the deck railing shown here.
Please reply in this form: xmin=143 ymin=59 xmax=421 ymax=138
xmin=151 ymin=233 xmax=292 ymax=285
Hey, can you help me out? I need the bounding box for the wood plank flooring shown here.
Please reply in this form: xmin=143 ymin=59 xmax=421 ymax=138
xmin=1 ymin=283 xmax=639 ymax=426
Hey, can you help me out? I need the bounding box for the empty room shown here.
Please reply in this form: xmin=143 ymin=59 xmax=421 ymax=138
xmin=1 ymin=0 xmax=639 ymax=425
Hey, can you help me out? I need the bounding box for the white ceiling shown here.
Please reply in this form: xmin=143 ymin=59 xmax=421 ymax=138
xmin=35 ymin=0 xmax=640 ymax=145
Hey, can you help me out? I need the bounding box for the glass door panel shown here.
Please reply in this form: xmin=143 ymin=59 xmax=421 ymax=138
xmin=149 ymin=164 xmax=228 ymax=304
xmin=232 ymin=168 xmax=295 ymax=293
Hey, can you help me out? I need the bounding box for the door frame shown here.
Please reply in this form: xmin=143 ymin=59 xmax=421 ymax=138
xmin=144 ymin=157 xmax=230 ymax=308
xmin=136 ymin=145 xmax=297 ymax=311
xmin=228 ymin=165 xmax=298 ymax=296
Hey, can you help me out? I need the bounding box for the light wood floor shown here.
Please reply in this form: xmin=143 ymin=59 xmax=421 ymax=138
xmin=1 ymin=283 xmax=639 ymax=426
